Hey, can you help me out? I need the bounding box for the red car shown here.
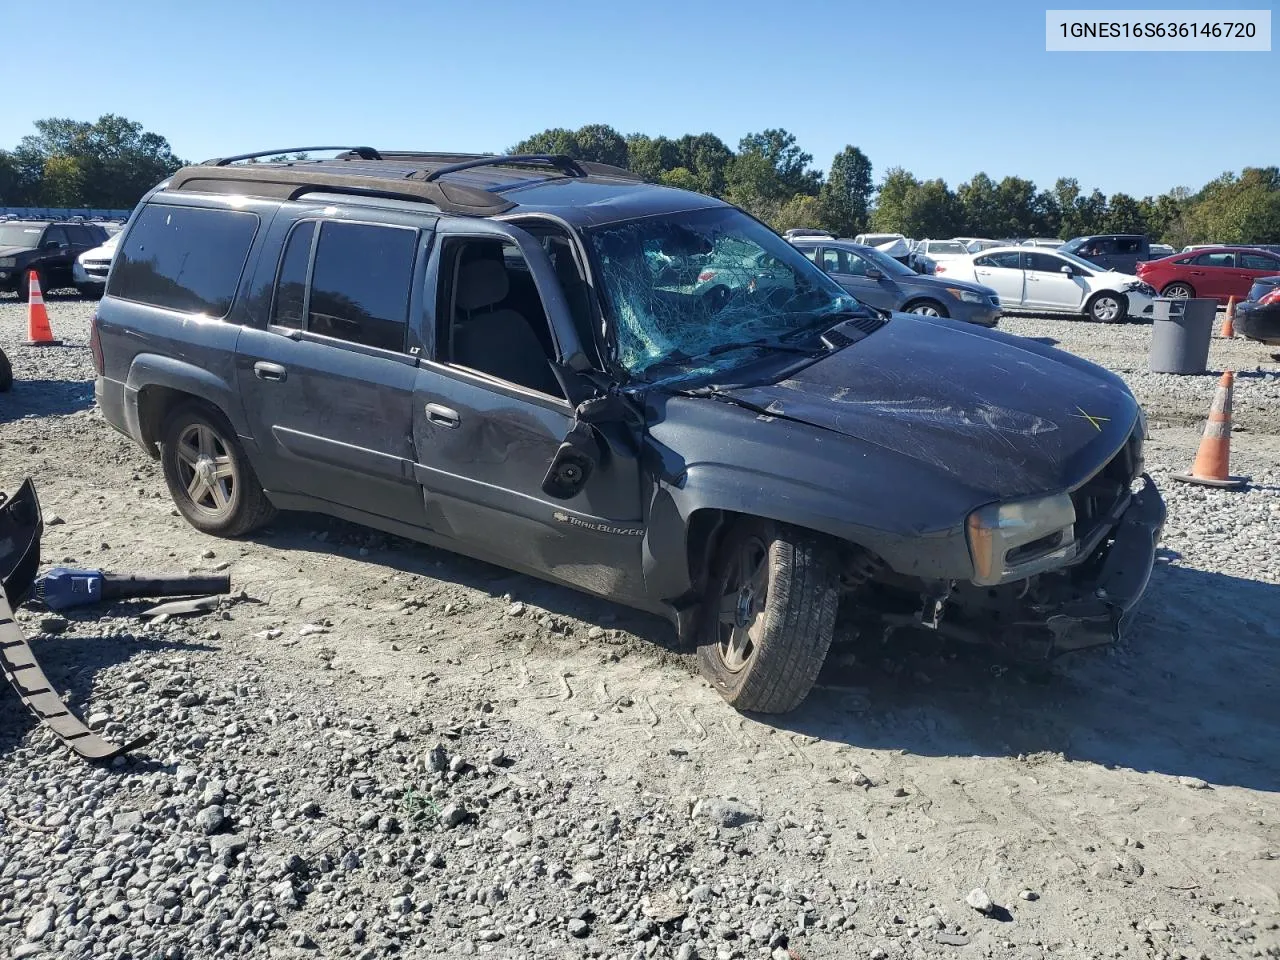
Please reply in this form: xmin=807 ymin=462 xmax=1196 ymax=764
xmin=1136 ymin=246 xmax=1280 ymax=303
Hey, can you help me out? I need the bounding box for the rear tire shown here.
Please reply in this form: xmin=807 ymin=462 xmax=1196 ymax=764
xmin=904 ymin=299 xmax=949 ymax=318
xmin=1161 ymin=282 xmax=1194 ymax=299
xmin=159 ymin=401 xmax=276 ymax=537
xmin=697 ymin=518 xmax=841 ymax=714
xmin=1086 ymin=291 xmax=1127 ymax=323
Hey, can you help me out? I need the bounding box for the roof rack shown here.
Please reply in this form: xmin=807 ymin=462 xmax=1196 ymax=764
xmin=419 ymin=154 xmax=589 ymax=182
xmin=203 ymin=146 xmax=383 ymax=166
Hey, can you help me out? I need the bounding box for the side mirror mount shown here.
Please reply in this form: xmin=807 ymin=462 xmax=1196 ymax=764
xmin=541 ymin=418 xmax=599 ymax=500
xmin=1060 ymin=264 xmax=1073 ymax=275
xmin=866 ymin=268 xmax=883 ymax=280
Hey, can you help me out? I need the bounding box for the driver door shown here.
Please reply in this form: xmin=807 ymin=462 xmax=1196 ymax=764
xmin=1023 ymin=252 xmax=1086 ymax=310
xmin=819 ymin=247 xmax=896 ymax=310
xmin=410 ymin=219 xmax=650 ymax=600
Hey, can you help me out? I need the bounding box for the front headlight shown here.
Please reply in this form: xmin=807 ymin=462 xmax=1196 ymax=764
xmin=966 ymin=493 xmax=1077 ymax=585
xmin=945 ymin=287 xmax=985 ymax=304
xmin=0 ymin=257 xmax=15 ymax=268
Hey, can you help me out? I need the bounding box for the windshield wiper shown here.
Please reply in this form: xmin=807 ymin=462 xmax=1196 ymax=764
xmin=701 ymin=337 xmax=818 ymax=358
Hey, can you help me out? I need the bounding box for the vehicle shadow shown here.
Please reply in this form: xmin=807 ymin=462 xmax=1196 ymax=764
xmin=772 ymin=559 xmax=1280 ymax=794
xmin=0 ymin=377 xmax=96 ymax=422
xmin=252 ymin=513 xmax=684 ymax=650
xmin=0 ymin=628 xmax=216 ymax=761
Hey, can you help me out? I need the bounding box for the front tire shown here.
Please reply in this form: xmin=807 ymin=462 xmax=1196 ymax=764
xmin=697 ymin=518 xmax=841 ymax=714
xmin=904 ymin=299 xmax=949 ymax=318
xmin=159 ymin=401 xmax=276 ymax=537
xmin=1086 ymin=291 xmax=1127 ymax=323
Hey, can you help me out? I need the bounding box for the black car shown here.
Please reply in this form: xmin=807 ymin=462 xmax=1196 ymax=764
xmin=1060 ymin=234 xmax=1151 ymax=274
xmin=0 ymin=220 xmax=109 ymax=299
xmin=1234 ymin=275 xmax=1280 ymax=346
xmin=92 ymin=146 xmax=1164 ymax=714
xmin=790 ymin=239 xmax=1001 ymax=326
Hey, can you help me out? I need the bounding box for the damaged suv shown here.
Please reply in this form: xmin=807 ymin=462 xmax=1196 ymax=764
xmin=92 ymin=148 xmax=1165 ymax=713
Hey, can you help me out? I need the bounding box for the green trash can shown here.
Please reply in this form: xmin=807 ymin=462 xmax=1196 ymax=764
xmin=1149 ymin=297 xmax=1216 ymax=374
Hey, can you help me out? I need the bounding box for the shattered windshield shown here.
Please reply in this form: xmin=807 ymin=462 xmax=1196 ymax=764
xmin=587 ymin=207 xmax=863 ymax=380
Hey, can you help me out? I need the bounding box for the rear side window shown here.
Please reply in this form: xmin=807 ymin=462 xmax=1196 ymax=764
xmin=108 ymin=204 xmax=259 ymax=318
xmin=271 ymin=220 xmax=316 ymax=329
xmin=1113 ymin=237 xmax=1143 ymax=254
xmin=1193 ymin=252 xmax=1234 ymax=268
xmin=306 ymin=221 xmax=416 ymax=352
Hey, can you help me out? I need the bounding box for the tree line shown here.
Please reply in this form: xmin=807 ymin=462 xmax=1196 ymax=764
xmin=3 ymin=115 xmax=1276 ymax=246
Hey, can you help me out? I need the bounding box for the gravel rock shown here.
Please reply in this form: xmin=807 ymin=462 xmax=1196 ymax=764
xmin=24 ymin=907 xmax=54 ymax=941
xmin=440 ymin=803 xmax=468 ymax=828
xmin=194 ymin=804 xmax=226 ymax=835
xmin=966 ymin=887 xmax=996 ymax=915
xmin=692 ymin=797 xmax=760 ymax=828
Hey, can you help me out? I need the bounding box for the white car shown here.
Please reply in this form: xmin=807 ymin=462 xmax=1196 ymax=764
xmin=934 ymin=246 xmax=1156 ymax=322
xmin=73 ymin=232 xmax=120 ymax=298
xmin=913 ymin=239 xmax=970 ymax=268
xmin=1021 ymin=238 xmax=1064 ymax=248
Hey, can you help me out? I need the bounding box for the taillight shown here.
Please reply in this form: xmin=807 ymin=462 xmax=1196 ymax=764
xmin=697 ymin=270 xmax=717 ymax=282
xmin=89 ymin=310 xmax=104 ymax=375
xmin=1261 ymin=288 xmax=1280 ymax=305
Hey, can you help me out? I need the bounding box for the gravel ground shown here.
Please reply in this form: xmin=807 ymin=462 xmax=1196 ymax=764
xmin=2 ymin=295 xmax=1279 ymax=960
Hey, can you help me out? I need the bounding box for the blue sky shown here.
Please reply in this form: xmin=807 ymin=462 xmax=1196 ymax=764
xmin=6 ymin=0 xmax=1276 ymax=198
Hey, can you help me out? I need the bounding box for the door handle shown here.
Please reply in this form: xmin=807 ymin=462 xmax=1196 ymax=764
xmin=254 ymin=361 xmax=287 ymax=382
xmin=425 ymin=403 xmax=460 ymax=428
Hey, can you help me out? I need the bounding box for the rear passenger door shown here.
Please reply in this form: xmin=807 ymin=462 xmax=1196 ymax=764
xmin=234 ymin=210 xmax=434 ymax=526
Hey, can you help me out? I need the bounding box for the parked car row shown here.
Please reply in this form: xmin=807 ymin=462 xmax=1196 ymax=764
xmin=1136 ymin=246 xmax=1280 ymax=304
xmin=0 ymin=219 xmax=113 ymax=299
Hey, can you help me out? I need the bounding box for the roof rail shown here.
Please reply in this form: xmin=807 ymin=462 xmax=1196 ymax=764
xmin=419 ymin=154 xmax=588 ymax=183
xmin=204 ymin=146 xmax=383 ymax=166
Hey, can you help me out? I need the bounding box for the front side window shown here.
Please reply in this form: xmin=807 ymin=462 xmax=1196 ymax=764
xmin=1027 ymin=252 xmax=1068 ymax=273
xmin=107 ymin=204 xmax=260 ymax=318
xmin=307 ymin=221 xmax=416 ymax=351
xmin=587 ymin=206 xmax=863 ymax=379
xmin=42 ymin=226 xmax=70 ymax=248
xmin=976 ymin=251 xmax=1022 ymax=269
xmin=1240 ymin=252 xmax=1280 ymax=271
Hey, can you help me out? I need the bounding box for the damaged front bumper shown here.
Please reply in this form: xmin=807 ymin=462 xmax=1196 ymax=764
xmin=1012 ymin=474 xmax=1166 ymax=655
xmin=918 ymin=475 xmax=1166 ymax=659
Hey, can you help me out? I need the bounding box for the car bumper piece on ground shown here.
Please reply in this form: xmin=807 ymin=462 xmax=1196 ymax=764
xmin=1234 ymin=301 xmax=1280 ymax=346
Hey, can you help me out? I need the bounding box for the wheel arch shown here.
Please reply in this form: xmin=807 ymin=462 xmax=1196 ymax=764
xmin=125 ymin=354 xmax=244 ymax=458
xmin=1161 ymin=280 xmax=1196 ymax=297
xmin=901 ymin=297 xmax=948 ymax=317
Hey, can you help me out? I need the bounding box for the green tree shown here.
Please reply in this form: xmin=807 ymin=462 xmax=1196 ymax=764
xmin=1103 ymin=192 xmax=1145 ymax=233
xmin=509 ymin=127 xmax=579 ymax=157
xmin=818 ymin=145 xmax=872 ymax=237
xmin=869 ymin=167 xmax=919 ymax=232
xmin=903 ymin=178 xmax=962 ymax=238
xmin=40 ymin=155 xmax=86 ymax=207
xmin=773 ymin=194 xmax=824 ymax=233
xmin=16 ymin=114 xmax=182 ymax=207
xmin=1031 ymin=190 xmax=1061 ymax=237
xmin=957 ymin=173 xmax=999 ymax=237
xmin=991 ymin=176 xmax=1038 ymax=237
xmin=735 ymin=129 xmax=821 ymax=200
xmin=674 ymin=133 xmax=733 ymax=196
xmin=658 ymin=167 xmax=700 ymax=192
xmin=625 ymin=134 xmax=680 ymax=182
xmin=570 ymin=124 xmax=628 ymax=167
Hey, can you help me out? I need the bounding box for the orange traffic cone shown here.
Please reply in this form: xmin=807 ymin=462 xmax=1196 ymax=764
xmin=25 ymin=271 xmax=62 ymax=346
xmin=1221 ymin=297 xmax=1236 ymax=338
xmin=1173 ymin=371 xmax=1248 ymax=489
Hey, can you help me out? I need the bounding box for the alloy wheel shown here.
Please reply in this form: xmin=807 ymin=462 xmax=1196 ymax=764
xmin=175 ymin=422 xmax=238 ymax=519
xmin=715 ymin=535 xmax=770 ymax=673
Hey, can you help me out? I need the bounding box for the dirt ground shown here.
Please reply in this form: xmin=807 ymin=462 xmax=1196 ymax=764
xmin=2 ymin=297 xmax=1280 ymax=960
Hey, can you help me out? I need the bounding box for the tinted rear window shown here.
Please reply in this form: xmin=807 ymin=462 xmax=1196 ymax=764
xmin=107 ymin=204 xmax=259 ymax=317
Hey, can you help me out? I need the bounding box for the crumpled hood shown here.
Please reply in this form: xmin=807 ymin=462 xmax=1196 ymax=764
xmin=723 ymin=315 xmax=1139 ymax=500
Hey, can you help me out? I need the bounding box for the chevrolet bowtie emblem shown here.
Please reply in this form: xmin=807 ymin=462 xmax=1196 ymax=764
xmin=1073 ymin=406 xmax=1110 ymax=431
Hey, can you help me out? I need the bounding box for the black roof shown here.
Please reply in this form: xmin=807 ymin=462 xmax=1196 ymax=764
xmin=165 ymin=148 xmax=726 ymax=225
